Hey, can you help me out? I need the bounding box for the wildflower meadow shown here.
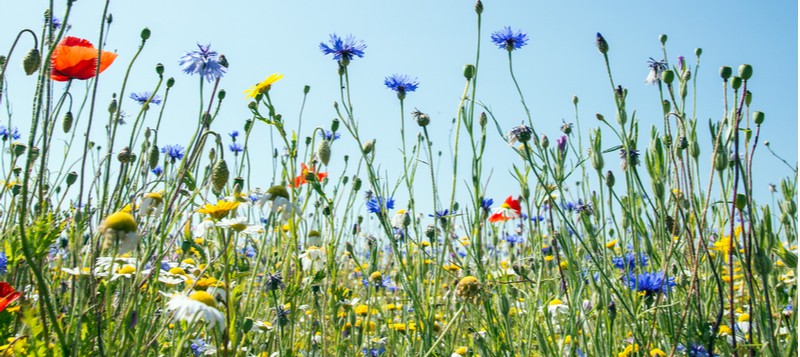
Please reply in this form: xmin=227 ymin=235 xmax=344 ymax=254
xmin=0 ymin=1 xmax=797 ymax=356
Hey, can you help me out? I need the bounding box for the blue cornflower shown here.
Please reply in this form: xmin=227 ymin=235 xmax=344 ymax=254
xmin=366 ymin=196 xmax=395 ymax=215
xmin=189 ymin=338 xmax=207 ymax=357
xmin=151 ymin=166 xmax=163 ymax=176
xmin=0 ymin=251 xmax=7 ymax=275
xmin=50 ymin=16 xmax=62 ymax=30
xmin=480 ymin=198 xmax=494 ymax=212
xmin=320 ymin=130 xmax=341 ymax=141
xmin=228 ymin=142 xmax=244 ymax=154
xmin=429 ymin=209 xmax=452 ymax=218
xmin=363 ymin=347 xmax=386 ymax=356
xmin=178 ymin=43 xmax=226 ymax=82
xmin=237 ymin=245 xmax=256 ymax=258
xmin=688 ymin=343 xmax=713 ymax=357
xmin=503 ymin=233 xmax=524 ymax=245
xmin=0 ymin=126 xmax=21 ymax=141
xmin=160 ymin=261 xmax=171 ymax=271
xmin=319 ymin=33 xmax=366 ymax=63
xmin=626 ymin=271 xmax=676 ymax=296
xmin=161 ymin=144 xmax=185 ymax=162
xmin=384 ymin=74 xmax=419 ymax=94
xmin=129 ymin=92 xmax=162 ymax=106
xmin=491 ymin=26 xmax=529 ymax=51
xmin=229 ymin=131 xmax=239 ymax=140
xmin=542 ymin=246 xmax=552 ymax=255
xmin=612 ymin=252 xmax=648 ymax=271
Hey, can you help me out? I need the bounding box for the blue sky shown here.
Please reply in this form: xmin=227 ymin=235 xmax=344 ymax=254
xmin=1 ymin=1 xmax=796 ymax=214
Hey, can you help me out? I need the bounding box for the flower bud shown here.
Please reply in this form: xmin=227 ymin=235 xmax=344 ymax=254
xmin=211 ymin=159 xmax=230 ymax=193
xmin=720 ymin=66 xmax=732 ymax=80
xmin=540 ymin=134 xmax=549 ymax=149
xmin=694 ymin=48 xmax=702 ymax=57
xmin=735 ymin=193 xmax=747 ymax=211
xmin=414 ymin=111 xmax=430 ymax=127
xmin=753 ymin=111 xmax=764 ymax=125
xmin=218 ymin=54 xmax=229 ymax=68
xmin=155 ymin=63 xmax=164 ymax=75
xmin=744 ymin=90 xmax=752 ymax=106
xmin=662 ymin=100 xmax=671 ymax=114
xmin=572 ymin=95 xmax=578 ymax=105
xmin=140 ymin=27 xmax=151 ymax=41
xmin=303 ymin=85 xmax=311 ymax=94
xmin=22 ymin=48 xmax=41 ymax=75
xmin=117 ymin=147 xmax=132 ymax=163
xmin=317 ymin=140 xmax=331 ymax=166
xmin=714 ymin=148 xmax=728 ymax=171
xmin=62 ymin=111 xmax=74 ymax=133
xmin=738 ymin=64 xmax=752 ymax=80
xmin=352 ymin=177 xmax=362 ymax=191
xmin=595 ymin=113 xmax=605 ymax=122
xmin=661 ymin=69 xmax=675 ymax=85
xmin=479 ymin=112 xmax=487 ymax=127
xmin=362 ymin=139 xmax=375 ymax=155
xmin=659 ymin=34 xmax=668 ymax=45
xmin=148 ymin=145 xmax=160 ymax=169
xmin=475 ymin=0 xmax=483 ymax=14
xmin=12 ymin=143 xmax=26 ymax=157
xmin=66 ymin=171 xmax=78 ymax=186
xmin=605 ymin=170 xmax=615 ymax=187
xmin=731 ymin=76 xmax=742 ymax=90
xmin=591 ymin=150 xmax=604 ymax=171
xmin=217 ymin=89 xmax=226 ymax=101
xmin=463 ymin=64 xmax=476 ymax=79
xmin=108 ymin=98 xmax=117 ymax=114
xmin=29 ymin=146 xmax=40 ymax=162
xmin=689 ymin=139 xmax=700 ymax=159
xmin=166 ymin=77 xmax=175 ymax=88
xmin=596 ymin=33 xmax=609 ymax=54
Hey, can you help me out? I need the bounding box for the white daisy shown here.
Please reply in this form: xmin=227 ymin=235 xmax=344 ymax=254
xmin=193 ymin=219 xmax=216 ymax=239
xmin=139 ymin=192 xmax=164 ymax=216
xmin=165 ymin=291 xmax=225 ymax=328
xmin=255 ymin=185 xmax=296 ymax=221
xmin=298 ymin=246 xmax=325 ymax=271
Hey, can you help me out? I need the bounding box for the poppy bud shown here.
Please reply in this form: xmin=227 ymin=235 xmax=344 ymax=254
xmin=596 ymin=113 xmax=605 ymax=122
xmin=140 ymin=27 xmax=151 ymax=41
xmin=479 ymin=112 xmax=487 ymax=127
xmin=731 ymin=76 xmax=742 ymax=90
xmin=118 ymin=147 xmax=132 ymax=163
xmin=211 ymin=159 xmax=229 ymax=193
xmin=661 ymin=69 xmax=674 ymax=85
xmin=352 ymin=177 xmax=362 ymax=191
xmin=22 ymin=48 xmax=41 ymax=75
xmin=540 ymin=135 xmax=549 ymax=149
xmin=662 ymin=100 xmax=671 ymax=113
xmin=108 ymin=98 xmax=117 ymax=114
xmin=596 ymin=33 xmax=609 ymax=54
xmin=463 ymin=64 xmax=475 ymax=79
xmin=744 ymin=90 xmax=752 ymax=106
xmin=605 ymin=170 xmax=615 ymax=187
xmin=415 ymin=111 xmax=430 ymax=127
xmin=738 ymin=64 xmax=752 ymax=80
xmin=317 ymin=140 xmax=331 ymax=166
xmin=62 ymin=111 xmax=74 ymax=133
xmin=331 ymin=118 xmax=340 ymax=132
xmin=217 ymin=89 xmax=226 ymax=101
xmin=475 ymin=0 xmax=483 ymax=14
xmin=155 ymin=63 xmax=164 ymax=75
xmin=166 ymin=77 xmax=175 ymax=88
xmin=720 ymin=66 xmax=732 ymax=80
xmin=202 ymin=112 xmax=212 ymax=126
xmin=694 ymin=48 xmax=702 ymax=57
xmin=362 ymin=139 xmax=375 ymax=155
xmin=659 ymin=34 xmax=668 ymax=45
xmin=148 ymin=145 xmax=160 ymax=169
xmin=304 ymin=85 xmax=310 ymax=94
xmin=753 ymin=111 xmax=764 ymax=125
xmin=572 ymin=95 xmax=578 ymax=105
xmin=735 ymin=193 xmax=747 ymax=211
xmin=66 ymin=171 xmax=78 ymax=186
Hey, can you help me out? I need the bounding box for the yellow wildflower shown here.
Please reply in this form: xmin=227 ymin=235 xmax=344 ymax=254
xmin=243 ymin=73 xmax=284 ymax=99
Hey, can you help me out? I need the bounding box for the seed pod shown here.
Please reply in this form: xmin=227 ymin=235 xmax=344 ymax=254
xmin=66 ymin=171 xmax=78 ymax=186
xmin=753 ymin=111 xmax=764 ymax=125
xmin=317 ymin=139 xmax=331 ymax=166
xmin=463 ymin=64 xmax=475 ymax=79
xmin=661 ymin=69 xmax=675 ymax=85
xmin=720 ymin=66 xmax=732 ymax=80
xmin=352 ymin=177 xmax=362 ymax=191
xmin=12 ymin=143 xmax=26 ymax=157
xmin=22 ymin=48 xmax=41 ymax=75
xmin=731 ymin=76 xmax=742 ymax=90
xmin=211 ymin=159 xmax=230 ymax=193
xmin=62 ymin=111 xmax=74 ymax=133
xmin=738 ymin=64 xmax=752 ymax=80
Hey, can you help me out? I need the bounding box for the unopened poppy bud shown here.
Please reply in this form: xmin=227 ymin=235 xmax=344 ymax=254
xmin=217 ymin=89 xmax=226 ymax=101
xmin=463 ymin=64 xmax=475 ymax=79
xmin=694 ymin=48 xmax=702 ymax=57
xmin=244 ymin=119 xmax=253 ymax=132
xmin=148 ymin=145 xmax=160 ymax=169
xmin=738 ymin=64 xmax=752 ymax=80
xmin=303 ymin=85 xmax=310 ymax=94
xmin=317 ymin=140 xmax=331 ymax=166
xmin=744 ymin=91 xmax=752 ymax=106
xmin=753 ymin=111 xmax=764 ymax=125
xmin=475 ymin=0 xmax=483 ymax=14
xmin=659 ymin=34 xmax=668 ymax=45
xmin=662 ymin=100 xmax=671 ymax=113
xmin=108 ymin=98 xmax=117 ymax=113
xmin=362 ymin=139 xmax=375 ymax=155
xmin=331 ymin=118 xmax=340 ymax=132
xmin=202 ymin=112 xmax=212 ymax=126
xmin=479 ymin=112 xmax=487 ymax=127
xmin=720 ymin=66 xmax=732 ymax=80
xmin=735 ymin=193 xmax=747 ymax=211
xmin=413 ymin=110 xmax=430 ymax=127
xmin=572 ymin=95 xmax=578 ymax=105
xmin=596 ymin=33 xmax=609 ymax=54
xmin=166 ymin=77 xmax=175 ymax=88
xmin=140 ymin=27 xmax=151 ymax=41
xmin=154 ymin=63 xmax=164 ymax=76
xmin=66 ymin=171 xmax=78 ymax=186
xmin=682 ymin=69 xmax=691 ymax=81
xmin=352 ymin=177 xmax=362 ymax=191
xmin=731 ymin=76 xmax=742 ymax=90
xmin=540 ymin=135 xmax=549 ymax=149
xmin=22 ymin=48 xmax=41 ymax=75
xmin=595 ymin=113 xmax=605 ymax=121
xmin=62 ymin=111 xmax=74 ymax=133
xmin=117 ymin=147 xmax=132 ymax=163
xmin=106 ymin=14 xmax=113 ymax=24
xmin=661 ymin=69 xmax=675 ymax=85
xmin=211 ymin=159 xmax=229 ymax=193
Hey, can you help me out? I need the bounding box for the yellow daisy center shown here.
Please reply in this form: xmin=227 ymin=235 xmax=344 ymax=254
xmin=189 ymin=291 xmax=217 ymax=308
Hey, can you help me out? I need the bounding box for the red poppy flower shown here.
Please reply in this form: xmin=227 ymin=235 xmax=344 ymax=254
xmin=293 ymin=163 xmax=327 ymax=187
xmin=488 ymin=195 xmax=522 ymax=223
xmin=0 ymin=282 xmax=22 ymax=312
xmin=50 ymin=36 xmax=117 ymax=81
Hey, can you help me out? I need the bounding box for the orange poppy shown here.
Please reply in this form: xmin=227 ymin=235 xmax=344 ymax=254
xmin=50 ymin=36 xmax=117 ymax=81
xmin=488 ymin=195 xmax=522 ymax=223
xmin=0 ymin=282 xmax=21 ymax=312
xmin=293 ymin=163 xmax=327 ymax=187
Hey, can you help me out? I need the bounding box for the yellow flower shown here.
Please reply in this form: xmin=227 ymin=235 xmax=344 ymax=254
xmin=650 ymin=348 xmax=667 ymax=357
xmin=456 ymin=276 xmax=481 ymax=301
xmin=197 ymin=200 xmax=241 ymax=220
xmin=442 ymin=263 xmax=461 ymax=272
xmin=454 ymin=347 xmax=468 ymax=356
xmin=244 ymin=73 xmax=284 ymax=99
xmin=100 ymin=211 xmax=139 ymax=254
xmin=718 ymin=325 xmax=732 ymax=335
xmin=618 ymin=343 xmax=639 ymax=357
xmin=354 ymin=304 xmax=369 ymax=316
xmin=563 ymin=335 xmax=572 ymax=344
xmin=606 ymin=239 xmax=617 ymax=249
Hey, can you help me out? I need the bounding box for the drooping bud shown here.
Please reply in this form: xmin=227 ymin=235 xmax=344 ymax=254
xmin=22 ymin=48 xmax=41 ymax=75
xmin=753 ymin=111 xmax=764 ymax=125
xmin=738 ymin=64 xmax=752 ymax=80
xmin=140 ymin=27 xmax=151 ymax=41
xmin=117 ymin=147 xmax=132 ymax=163
xmin=166 ymin=77 xmax=175 ymax=88
xmin=217 ymin=89 xmax=226 ymax=101
xmin=211 ymin=159 xmax=230 ymax=193
xmin=596 ymin=33 xmax=609 ymax=54
xmin=317 ymin=140 xmax=331 ymax=166
xmin=148 ymin=145 xmax=160 ymax=169
xmin=62 ymin=111 xmax=74 ymax=133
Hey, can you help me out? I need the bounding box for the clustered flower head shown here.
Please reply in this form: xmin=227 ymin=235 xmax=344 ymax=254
xmin=129 ymin=91 xmax=162 ymax=106
xmin=506 ymin=125 xmax=533 ymax=145
xmin=99 ymin=211 xmax=139 ymax=254
xmin=491 ymin=26 xmax=529 ymax=51
xmin=161 ymin=144 xmax=185 ymax=163
xmin=626 ymin=271 xmax=676 ymax=296
xmin=366 ymin=196 xmax=395 ymax=215
xmin=645 ymin=57 xmax=668 ymax=85
xmin=319 ymin=33 xmax=366 ymax=65
xmin=178 ymin=43 xmax=226 ymax=82
xmin=384 ymin=74 xmax=418 ymax=99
